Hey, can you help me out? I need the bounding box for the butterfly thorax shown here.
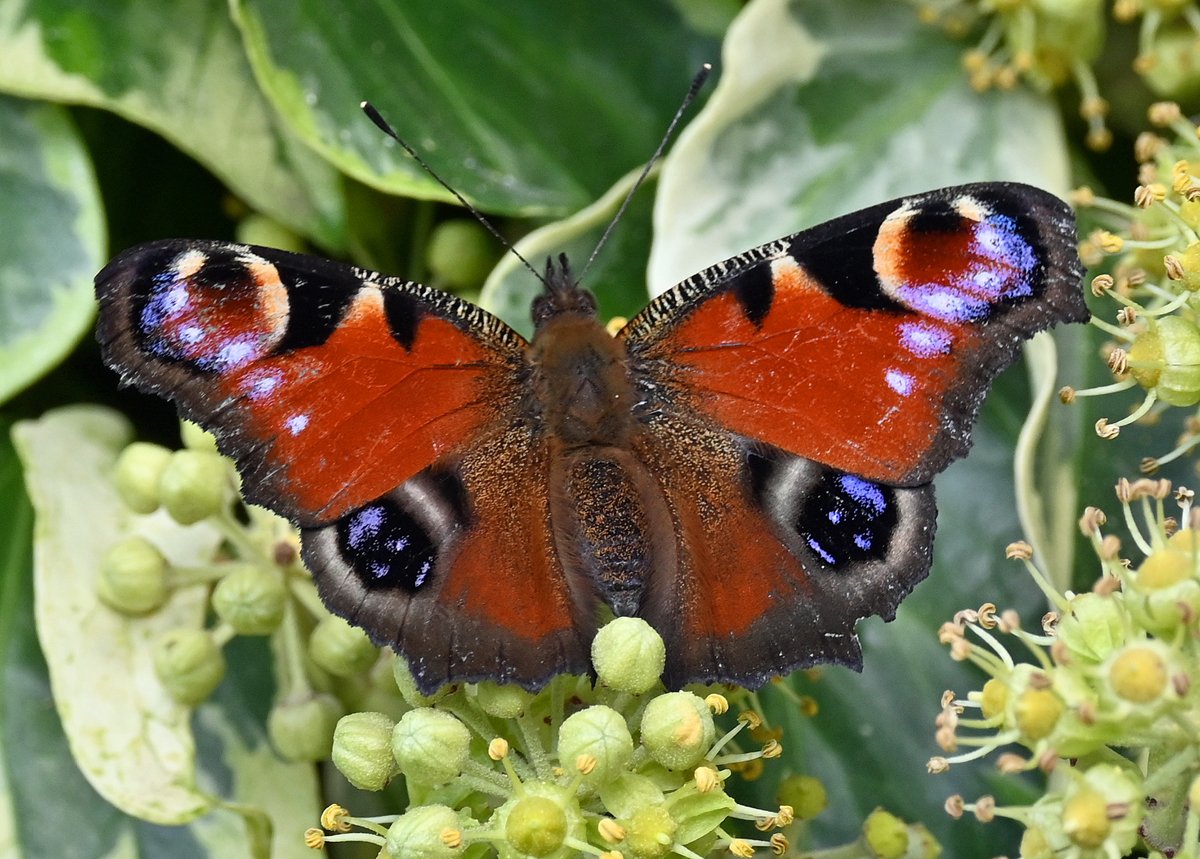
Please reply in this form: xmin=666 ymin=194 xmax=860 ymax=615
xmin=528 ymin=303 xmax=635 ymax=449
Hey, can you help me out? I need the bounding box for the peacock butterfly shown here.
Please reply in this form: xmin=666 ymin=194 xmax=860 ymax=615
xmin=95 ymin=181 xmax=1086 ymax=693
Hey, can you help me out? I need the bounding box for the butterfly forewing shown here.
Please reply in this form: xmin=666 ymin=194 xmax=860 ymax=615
xmin=95 ymin=239 xmax=527 ymax=526
xmin=622 ymin=182 xmax=1088 ymax=486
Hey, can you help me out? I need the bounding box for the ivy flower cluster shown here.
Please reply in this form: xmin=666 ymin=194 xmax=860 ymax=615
xmin=101 ymin=421 xmax=399 ymax=760
xmin=908 ymin=0 xmax=1109 ymax=148
xmin=1064 ymin=101 xmax=1200 ymax=477
xmin=307 ymin=617 xmax=808 ymax=859
xmin=931 ymin=477 xmax=1200 ymax=858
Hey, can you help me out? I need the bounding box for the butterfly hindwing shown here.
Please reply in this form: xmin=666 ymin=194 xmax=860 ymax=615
xmin=622 ymin=182 xmax=1088 ymax=486
xmin=303 ymin=425 xmax=598 ymax=693
xmin=95 ymin=239 xmax=527 ymax=526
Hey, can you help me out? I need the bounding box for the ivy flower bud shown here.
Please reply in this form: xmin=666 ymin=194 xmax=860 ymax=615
xmin=393 ymin=654 xmax=450 ymax=707
xmin=211 ymin=564 xmax=287 ymax=635
xmin=179 ymin=420 xmax=219 ymax=453
xmin=592 ymin=617 xmax=666 ymax=694
xmin=112 ymin=442 xmax=172 ymax=513
xmin=158 ymin=450 xmax=231 ymax=524
xmin=153 ymin=628 xmax=225 ymax=706
xmin=495 ymin=783 xmax=584 ymax=859
xmin=1055 ymin=593 xmax=1127 ymax=665
xmin=1108 ymin=644 xmax=1170 ymax=703
xmin=267 ymin=692 xmax=345 ymax=761
xmin=391 ymin=708 xmax=470 ymax=786
xmin=1014 ymin=687 xmax=1065 ymax=742
xmin=1061 ymin=764 xmax=1142 ymax=854
xmin=97 ymin=535 xmax=169 ymax=614
xmin=427 ymin=220 xmax=498 ymax=291
xmin=385 ymin=804 xmax=466 ymax=859
xmin=558 ymin=705 xmax=634 ymax=786
xmin=777 ymin=774 xmax=828 ymax=820
xmin=331 ymin=711 xmax=399 ymax=791
xmin=640 ymin=692 xmax=715 ymax=771
xmin=863 ymin=808 xmax=909 ymax=859
xmin=474 ymin=681 xmax=530 ymax=718
xmin=978 ymin=677 xmax=1008 ymax=719
xmin=309 ymin=615 xmax=379 ymax=677
xmin=1128 ymin=315 xmax=1200 ymax=406
xmin=626 ymin=805 xmax=677 ymax=859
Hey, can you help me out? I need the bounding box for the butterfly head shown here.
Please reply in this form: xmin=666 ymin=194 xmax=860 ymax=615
xmin=531 ymin=253 xmax=598 ymax=331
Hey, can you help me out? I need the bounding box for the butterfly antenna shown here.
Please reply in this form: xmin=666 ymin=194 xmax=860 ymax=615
xmin=361 ymin=101 xmax=548 ymax=288
xmin=576 ymin=63 xmax=712 ymax=285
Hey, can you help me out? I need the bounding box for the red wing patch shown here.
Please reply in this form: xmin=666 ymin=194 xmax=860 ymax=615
xmin=624 ymin=183 xmax=1088 ymax=485
xmin=95 ymin=240 xmax=526 ymax=526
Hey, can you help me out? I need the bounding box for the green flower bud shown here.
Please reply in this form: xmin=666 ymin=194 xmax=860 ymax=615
xmin=1128 ymin=315 xmax=1200 ymax=406
xmin=267 ymin=692 xmax=345 ymax=761
xmin=978 ymin=677 xmax=1008 ymax=719
xmin=495 ymin=783 xmax=583 ymax=859
xmin=1109 ymin=645 xmax=1169 ymax=703
xmin=1056 ymin=592 xmax=1126 ymax=665
xmin=597 ymin=772 xmax=665 ymax=819
xmin=777 ymin=774 xmax=827 ymax=820
xmin=1129 ymin=577 xmax=1200 ymax=638
xmin=158 ymin=450 xmax=231 ymax=525
xmin=385 ymin=804 xmax=466 ymax=859
xmin=211 ymin=564 xmax=287 ymax=635
xmin=626 ymin=805 xmax=677 ymax=859
xmin=863 ymin=808 xmax=908 ymax=859
xmin=393 ymin=654 xmax=451 ymax=707
xmin=427 ymin=220 xmax=497 ymax=290
xmin=1014 ymin=688 xmax=1064 ymax=742
xmin=474 ymin=681 xmax=530 ymax=718
xmin=1019 ymin=825 xmax=1053 ymax=859
xmin=235 ymin=213 xmax=307 ymax=255
xmin=1062 ymin=789 xmax=1109 ymax=849
xmin=153 ymin=628 xmax=225 ymax=706
xmin=558 ymin=705 xmax=633 ymax=786
xmin=506 ymin=796 xmax=567 ymax=857
xmin=1066 ymin=763 xmax=1143 ymax=855
xmin=592 ymin=617 xmax=665 ymax=694
xmin=309 ymin=615 xmax=379 ymax=677
xmin=112 ymin=442 xmax=172 ymax=514
xmin=179 ymin=420 xmax=219 ymax=453
xmin=1138 ymin=548 xmax=1193 ymax=589
xmin=1142 ymin=30 xmax=1200 ymax=102
xmin=331 ymin=711 xmax=398 ymax=791
xmin=391 ymin=708 xmax=470 ymax=786
xmin=640 ymin=692 xmax=714 ymax=771
xmin=97 ymin=536 xmax=169 ymax=614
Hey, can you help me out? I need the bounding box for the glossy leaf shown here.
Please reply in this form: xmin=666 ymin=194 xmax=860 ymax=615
xmin=0 ymin=0 xmax=345 ymax=248
xmin=648 ymin=0 xmax=1071 ymax=294
xmin=0 ymin=96 xmax=103 ymax=404
xmin=233 ymin=0 xmax=718 ymax=216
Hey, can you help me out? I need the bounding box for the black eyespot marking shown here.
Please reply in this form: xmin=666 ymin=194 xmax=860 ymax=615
xmin=796 ymin=472 xmax=898 ymax=568
xmin=733 ymin=263 xmax=774 ymax=328
xmin=903 ymin=199 xmax=957 ymax=235
xmin=276 ymin=276 xmax=356 ymax=352
xmin=337 ymin=499 xmax=438 ymax=591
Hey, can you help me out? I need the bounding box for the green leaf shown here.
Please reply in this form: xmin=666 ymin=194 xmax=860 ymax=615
xmin=648 ymin=0 xmax=1071 ymax=294
xmin=232 ymin=0 xmax=719 ymax=216
xmin=480 ymin=165 xmax=658 ymax=338
xmin=0 ymin=0 xmax=345 ymax=249
xmin=0 ymin=96 xmax=103 ymax=404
